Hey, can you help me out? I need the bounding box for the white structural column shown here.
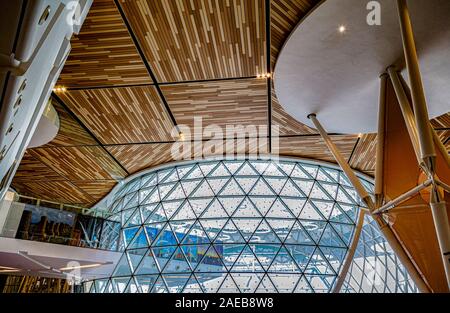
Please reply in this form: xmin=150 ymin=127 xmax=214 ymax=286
xmin=396 ymin=0 xmax=450 ymax=288
xmin=308 ymin=114 xmax=430 ymax=293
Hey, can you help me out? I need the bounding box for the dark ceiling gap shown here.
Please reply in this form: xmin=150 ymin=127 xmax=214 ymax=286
xmin=51 ymin=92 xmax=130 ymax=176
xmin=114 ymin=0 xmax=178 ymax=129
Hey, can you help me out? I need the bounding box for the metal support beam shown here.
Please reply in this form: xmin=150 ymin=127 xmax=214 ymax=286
xmin=333 ymin=210 xmax=366 ymax=293
xmin=430 ymin=187 xmax=450 ymax=288
xmin=396 ymin=0 xmax=436 ymax=170
xmin=375 ymin=74 xmax=387 ymax=207
xmin=308 ymin=113 xmax=431 ymax=293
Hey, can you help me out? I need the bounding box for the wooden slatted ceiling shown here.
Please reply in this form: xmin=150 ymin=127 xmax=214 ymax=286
xmin=118 ymin=0 xmax=266 ymax=82
xmin=162 ymin=78 xmax=268 ymax=137
xmin=12 ymin=152 xmax=66 ymax=182
xmin=349 ymin=134 xmax=377 ymax=175
xmin=57 ymin=86 xmax=175 ymax=144
xmin=57 ymin=0 xmax=152 ymax=88
xmin=270 ymin=0 xmax=320 ymax=68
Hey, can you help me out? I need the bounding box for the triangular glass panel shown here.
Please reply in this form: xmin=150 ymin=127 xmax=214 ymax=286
xmin=223 ymin=161 xmax=242 ymax=175
xmin=195 ymin=272 xmax=226 ymax=292
xmin=103 ymin=280 xmax=114 ymax=293
xmin=319 ymin=182 xmax=339 ymax=199
xmin=280 ymin=179 xmax=305 ymax=197
xmin=161 ymin=168 xmax=179 ymax=183
xmin=338 ymin=203 xmax=359 ymax=223
xmin=217 ymin=274 xmax=240 ymax=293
xmin=123 ymin=226 xmax=140 ymax=246
xmin=249 ymin=178 xmax=275 ymax=196
xmin=181 ymin=179 xmax=201 ymax=197
xmin=249 ymin=196 xmax=276 ymax=216
xmin=198 ymin=162 xmax=216 ymax=176
xmin=280 ymin=197 xmax=306 ymax=217
xmin=231 ymin=245 xmax=264 ymax=272
xmin=251 ymin=161 xmax=270 ymax=174
xmin=177 ymin=165 xmax=194 ymax=180
xmin=123 ymin=192 xmax=138 ymax=209
xmin=268 ymin=245 xmax=301 ymax=272
xmin=304 ymin=248 xmax=336 ymax=276
xmin=343 ymin=186 xmax=360 ymax=204
xmin=255 ymin=274 xmax=277 ymax=293
xmin=157 ymin=168 xmax=173 ymax=183
xmin=145 ymin=204 xmax=167 ymax=223
xmin=330 ymin=222 xmax=355 ymax=246
xmin=110 ymin=198 xmax=124 ymax=214
xmin=317 ymin=168 xmax=335 ymax=183
xmin=337 ymin=186 xmax=356 ymax=204
xmin=128 ymin=227 xmax=149 ymax=249
xmin=170 ymin=201 xmax=197 ymax=220
xmin=232 ymin=197 xmax=262 ymax=218
xmin=144 ymin=223 xmax=166 ymax=244
xmin=219 ymin=244 xmax=245 ymax=270
xmin=113 ymin=253 xmax=132 ymax=276
xmin=189 ymin=198 xmax=213 ymax=216
xmin=301 ymin=220 xmax=327 ymax=243
xmin=265 ymin=198 xmax=295 ymax=218
xmin=284 ymin=221 xmax=314 ymax=244
xmin=324 ymin=168 xmax=339 ymax=182
xmin=152 ymin=224 xmax=178 ymax=247
xmin=141 ymin=187 xmax=160 ymax=204
xmin=162 ymin=247 xmax=192 ymax=273
xmin=301 ymin=164 xmax=318 ymax=178
xmin=194 ymin=245 xmax=225 ymax=272
xmin=162 ymin=200 xmax=183 ymax=220
xmin=250 ymin=244 xmax=280 ymax=270
xmin=263 ymin=162 xmax=285 ymax=177
xmin=139 ymin=187 xmax=155 ymax=204
xmin=265 ymin=218 xmax=296 ymax=242
xmin=269 ymin=274 xmax=300 ymax=292
xmin=94 ymin=279 xmax=108 ymax=293
xmin=199 ymin=219 xmax=227 ymax=242
xmin=200 ymin=198 xmax=228 ymax=218
xmin=209 ymin=163 xmax=231 ymax=177
xmin=285 ymin=244 xmax=316 ymax=272
xmin=123 ymin=208 xmax=141 ymax=227
xmin=141 ymin=174 xmax=157 ymax=189
xmin=249 ymin=219 xmax=281 ymax=243
xmin=292 ymin=178 xmax=314 ymax=195
xmin=293 ymin=275 xmax=314 ymax=293
xmin=309 ymin=182 xmax=333 ymax=200
xmin=135 ymin=275 xmax=157 ymax=293
xmin=141 ymin=204 xmax=158 ymax=223
xmin=165 ymin=183 xmax=185 ymax=201
xmin=182 ymin=220 xmax=209 ymax=245
xmin=214 ymin=220 xmax=246 ymax=244
xmin=235 ymin=162 xmax=258 ymax=176
xmin=127 ymin=248 xmax=147 ymax=271
xmin=164 ymin=274 xmax=191 ymax=293
xmin=313 ymin=200 xmax=334 ymax=220
xmin=319 ymin=223 xmax=346 ymax=248
xmin=121 ymin=208 xmax=136 ymax=226
xmin=206 ymin=178 xmax=229 ymax=194
xmin=305 ymin=275 xmax=335 ymax=293
xmin=230 ymin=273 xmax=264 ymax=293
xmin=169 ymin=220 xmax=196 ymax=243
xmin=233 ymin=218 xmax=261 ymax=241
xmin=219 ymin=178 xmax=245 ymax=196
xmin=190 ymin=179 xmax=214 ymax=198
xmin=150 ymin=276 xmax=168 ymax=293
xmin=217 ymin=196 xmax=244 ymax=216
xmin=319 ymin=246 xmax=347 ymax=273
xmin=151 ymin=246 xmax=177 ymax=271
xmin=329 ymin=203 xmax=354 ymax=224
xmin=135 ymin=251 xmax=159 ymax=275
xmin=277 ymin=161 xmax=295 ymax=176
xmin=299 ymin=201 xmax=325 ymax=220
xmin=112 ymin=277 xmax=130 ymax=293
xmin=264 ymin=177 xmax=287 ymax=194
xmin=291 ymin=164 xmax=311 ymax=179
xmin=182 ymin=275 xmax=203 ymax=293
xmin=158 ymin=183 xmax=176 ymax=200
xmin=234 ymin=177 xmax=258 ymax=193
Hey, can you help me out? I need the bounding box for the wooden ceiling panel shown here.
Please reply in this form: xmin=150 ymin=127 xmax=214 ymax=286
xmin=57 ymin=86 xmax=175 ymax=144
xmin=271 ymin=0 xmax=319 ymax=68
xmin=272 ymin=90 xmax=316 ymax=135
xmin=275 ymin=135 xmax=359 ymax=164
xmin=107 ymin=143 xmax=175 ymax=174
xmin=162 ymin=78 xmax=268 ymax=137
xmin=118 ymin=0 xmax=266 ymax=82
xmin=72 ymin=180 xmax=118 ymax=202
xmin=28 ymin=147 xmax=127 ymax=181
xmin=44 ymin=99 xmax=98 ymax=147
xmin=57 ymin=0 xmax=152 ymax=88
xmin=12 ymin=152 xmax=65 ymax=182
xmin=349 ymin=134 xmax=377 ymax=174
xmin=11 ymin=181 xmax=95 ymax=205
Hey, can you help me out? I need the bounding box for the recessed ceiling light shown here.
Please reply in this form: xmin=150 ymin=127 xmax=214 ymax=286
xmin=338 ymin=25 xmax=346 ymax=33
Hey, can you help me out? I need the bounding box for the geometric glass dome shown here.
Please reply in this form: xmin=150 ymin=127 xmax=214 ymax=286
xmin=83 ymin=158 xmax=417 ymax=293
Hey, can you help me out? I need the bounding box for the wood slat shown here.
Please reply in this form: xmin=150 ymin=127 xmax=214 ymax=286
xmin=44 ymin=99 xmax=98 ymax=147
xmin=270 ymin=0 xmax=319 ymax=68
xmin=275 ymin=135 xmax=359 ymax=164
xmin=119 ymin=0 xmax=266 ymax=82
xmin=57 ymin=86 xmax=175 ymax=144
xmin=57 ymin=0 xmax=152 ymax=88
xmin=28 ymin=147 xmax=127 ymax=181
xmin=11 ymin=181 xmax=95 ymax=205
xmin=349 ymin=134 xmax=377 ymax=174
xmin=72 ymin=180 xmax=118 ymax=202
xmin=12 ymin=152 xmax=66 ymax=182
xmin=162 ymin=78 xmax=268 ymax=138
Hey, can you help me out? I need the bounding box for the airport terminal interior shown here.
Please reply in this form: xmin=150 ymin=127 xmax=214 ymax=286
xmin=0 ymin=0 xmax=449 ymax=293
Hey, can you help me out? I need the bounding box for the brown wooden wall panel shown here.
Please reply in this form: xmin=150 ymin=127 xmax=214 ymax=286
xmin=431 ymin=112 xmax=450 ymax=128
xmin=119 ymin=0 xmax=266 ymax=82
xmin=349 ymin=134 xmax=377 ymax=174
xmin=12 ymin=152 xmax=65 ymax=182
xmin=57 ymin=0 xmax=152 ymax=88
xmin=58 ymin=86 xmax=175 ymax=144
xmin=271 ymin=0 xmax=319 ymax=68
xmin=107 ymin=143 xmax=175 ymax=174
xmin=11 ymin=181 xmax=95 ymax=205
xmin=162 ymin=78 xmax=268 ymax=138
xmin=272 ymin=90 xmax=316 ymax=135
xmin=44 ymin=99 xmax=98 ymax=147
xmin=28 ymin=147 xmax=127 ymax=181
xmin=275 ymin=135 xmax=358 ymax=164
